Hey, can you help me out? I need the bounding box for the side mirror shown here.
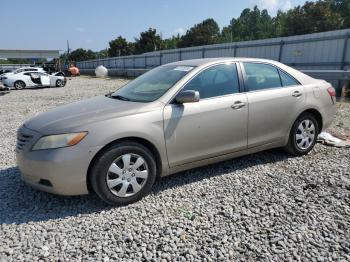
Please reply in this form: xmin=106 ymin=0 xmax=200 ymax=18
xmin=175 ymin=90 xmax=200 ymax=104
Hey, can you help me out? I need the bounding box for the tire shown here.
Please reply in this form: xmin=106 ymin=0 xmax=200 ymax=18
xmin=56 ymin=79 xmax=63 ymax=87
xmin=14 ymin=81 xmax=26 ymax=90
xmin=284 ymin=113 xmax=319 ymax=156
xmin=89 ymin=141 xmax=157 ymax=205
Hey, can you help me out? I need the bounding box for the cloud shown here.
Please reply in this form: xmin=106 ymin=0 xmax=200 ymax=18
xmin=250 ymin=0 xmax=293 ymax=14
xmin=75 ymin=27 xmax=85 ymax=33
xmin=172 ymin=27 xmax=186 ymax=36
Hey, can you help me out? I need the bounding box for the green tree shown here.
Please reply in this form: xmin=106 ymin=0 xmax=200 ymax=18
xmin=272 ymin=10 xmax=287 ymax=37
xmin=69 ymin=48 xmax=96 ymax=62
xmin=331 ymin=0 xmax=350 ymax=27
xmin=220 ymin=6 xmax=275 ymax=42
xmin=108 ymin=36 xmax=134 ymax=57
xmin=95 ymin=49 xmax=109 ymax=59
xmin=282 ymin=1 xmax=343 ymax=36
xmin=163 ymin=35 xmax=181 ymax=49
xmin=134 ymin=28 xmax=163 ymax=54
xmin=178 ymin=19 xmax=220 ymax=47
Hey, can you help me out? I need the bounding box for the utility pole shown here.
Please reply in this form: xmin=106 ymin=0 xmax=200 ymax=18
xmin=67 ymin=40 xmax=70 ymax=55
xmin=67 ymin=40 xmax=71 ymax=67
xmin=230 ymin=30 xmax=233 ymax=54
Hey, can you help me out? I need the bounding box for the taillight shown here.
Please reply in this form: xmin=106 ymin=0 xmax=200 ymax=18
xmin=327 ymin=86 xmax=336 ymax=104
xmin=327 ymin=87 xmax=336 ymax=97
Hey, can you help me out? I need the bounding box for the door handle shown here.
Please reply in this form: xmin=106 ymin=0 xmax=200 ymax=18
xmin=292 ymin=91 xmax=302 ymax=97
xmin=231 ymin=101 xmax=246 ymax=109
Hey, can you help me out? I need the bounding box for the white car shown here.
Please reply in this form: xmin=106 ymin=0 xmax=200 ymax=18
xmin=0 ymin=67 xmax=45 ymax=79
xmin=1 ymin=71 xmax=66 ymax=89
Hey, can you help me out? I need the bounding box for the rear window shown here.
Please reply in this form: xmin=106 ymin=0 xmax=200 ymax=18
xmin=279 ymin=70 xmax=299 ymax=87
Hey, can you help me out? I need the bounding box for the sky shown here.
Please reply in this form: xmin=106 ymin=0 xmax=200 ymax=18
xmin=0 ymin=0 xmax=309 ymax=52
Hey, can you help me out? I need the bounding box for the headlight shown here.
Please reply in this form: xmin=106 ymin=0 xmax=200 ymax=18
xmin=32 ymin=132 xmax=87 ymax=151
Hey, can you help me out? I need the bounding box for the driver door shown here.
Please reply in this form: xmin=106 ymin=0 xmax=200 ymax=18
xmin=39 ymin=73 xmax=50 ymax=86
xmin=163 ymin=63 xmax=248 ymax=167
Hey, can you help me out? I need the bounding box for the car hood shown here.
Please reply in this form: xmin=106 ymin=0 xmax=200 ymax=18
xmin=24 ymin=95 xmax=158 ymax=134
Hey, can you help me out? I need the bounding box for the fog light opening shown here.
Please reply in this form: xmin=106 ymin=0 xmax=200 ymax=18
xmin=38 ymin=179 xmax=53 ymax=187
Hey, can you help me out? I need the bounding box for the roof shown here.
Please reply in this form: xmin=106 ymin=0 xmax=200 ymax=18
xmin=168 ymin=57 xmax=281 ymax=67
xmin=167 ymin=57 xmax=316 ymax=85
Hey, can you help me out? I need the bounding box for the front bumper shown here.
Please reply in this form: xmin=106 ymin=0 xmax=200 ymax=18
xmin=16 ymin=125 xmax=102 ymax=196
xmin=1 ymin=79 xmax=13 ymax=88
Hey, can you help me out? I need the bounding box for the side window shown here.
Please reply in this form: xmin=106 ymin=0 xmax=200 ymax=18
xmin=183 ymin=63 xmax=239 ymax=99
xmin=279 ymin=70 xmax=299 ymax=87
xmin=243 ymin=63 xmax=282 ymax=91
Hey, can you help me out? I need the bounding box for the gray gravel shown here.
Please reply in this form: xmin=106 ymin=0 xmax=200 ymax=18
xmin=327 ymin=102 xmax=350 ymax=140
xmin=0 ymin=77 xmax=349 ymax=261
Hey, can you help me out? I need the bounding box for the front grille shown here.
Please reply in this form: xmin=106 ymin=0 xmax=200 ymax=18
xmin=16 ymin=132 xmax=33 ymax=152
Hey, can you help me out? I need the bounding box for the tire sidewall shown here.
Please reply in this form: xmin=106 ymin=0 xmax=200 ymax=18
xmin=14 ymin=81 xmax=25 ymax=90
xmin=290 ymin=113 xmax=319 ymax=155
xmin=56 ymin=79 xmax=62 ymax=87
xmin=90 ymin=142 xmax=157 ymax=205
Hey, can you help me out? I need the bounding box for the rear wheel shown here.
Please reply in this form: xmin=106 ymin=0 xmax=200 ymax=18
xmin=89 ymin=141 xmax=157 ymax=205
xmin=14 ymin=81 xmax=26 ymax=90
xmin=284 ymin=113 xmax=319 ymax=156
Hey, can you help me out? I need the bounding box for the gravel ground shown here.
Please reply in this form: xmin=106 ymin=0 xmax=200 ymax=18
xmin=0 ymin=76 xmax=349 ymax=261
xmin=327 ymin=102 xmax=350 ymax=140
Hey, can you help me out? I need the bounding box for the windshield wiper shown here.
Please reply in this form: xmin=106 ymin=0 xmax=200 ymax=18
xmin=105 ymin=91 xmax=113 ymax=97
xmin=110 ymin=94 xmax=131 ymax=101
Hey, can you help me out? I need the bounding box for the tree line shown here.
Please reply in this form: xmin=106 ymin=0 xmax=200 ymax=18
xmin=65 ymin=0 xmax=350 ymax=62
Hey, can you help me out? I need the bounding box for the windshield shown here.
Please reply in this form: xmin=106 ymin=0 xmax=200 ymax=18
xmin=111 ymin=65 xmax=194 ymax=102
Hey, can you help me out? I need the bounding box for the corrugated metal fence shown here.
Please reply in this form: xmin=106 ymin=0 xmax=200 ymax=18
xmin=77 ymin=29 xmax=350 ymax=77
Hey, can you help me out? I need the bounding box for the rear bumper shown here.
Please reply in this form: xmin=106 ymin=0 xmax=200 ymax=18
xmin=16 ymin=126 xmax=103 ymax=196
xmin=321 ymin=100 xmax=337 ymax=131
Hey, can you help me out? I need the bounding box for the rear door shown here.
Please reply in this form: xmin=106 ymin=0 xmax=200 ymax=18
xmin=241 ymin=62 xmax=305 ymax=148
xmin=163 ymin=63 xmax=248 ymax=167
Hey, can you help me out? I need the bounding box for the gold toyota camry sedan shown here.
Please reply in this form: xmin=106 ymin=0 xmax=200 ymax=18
xmin=16 ymin=58 xmax=336 ymax=205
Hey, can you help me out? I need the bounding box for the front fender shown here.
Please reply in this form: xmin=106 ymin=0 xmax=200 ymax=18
xmin=80 ymin=109 xmax=169 ymax=175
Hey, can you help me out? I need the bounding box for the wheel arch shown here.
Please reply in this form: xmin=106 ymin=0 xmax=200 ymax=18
xmin=299 ymin=108 xmax=323 ymax=132
xmin=86 ymin=136 xmax=163 ymax=193
xmin=14 ymin=79 xmax=26 ymax=88
xmin=284 ymin=107 xmax=323 ymax=145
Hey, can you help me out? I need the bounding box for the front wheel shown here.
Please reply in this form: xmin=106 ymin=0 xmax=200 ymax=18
xmin=89 ymin=141 xmax=157 ymax=205
xmin=56 ymin=79 xmax=64 ymax=87
xmin=284 ymin=113 xmax=319 ymax=156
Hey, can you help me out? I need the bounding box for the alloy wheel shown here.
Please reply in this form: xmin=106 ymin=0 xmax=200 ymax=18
xmin=15 ymin=81 xmax=25 ymax=89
